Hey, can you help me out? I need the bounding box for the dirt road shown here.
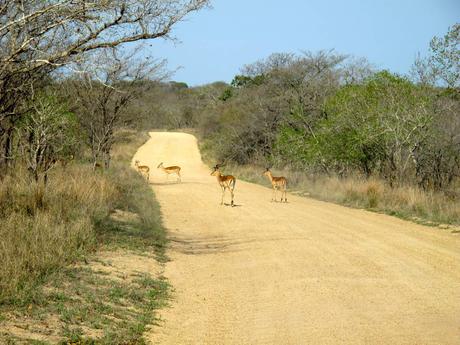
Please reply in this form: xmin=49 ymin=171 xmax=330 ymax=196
xmin=134 ymin=132 xmax=460 ymax=345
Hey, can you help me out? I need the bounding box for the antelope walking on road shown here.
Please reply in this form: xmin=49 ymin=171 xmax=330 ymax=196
xmin=211 ymin=164 xmax=236 ymax=206
xmin=263 ymin=168 xmax=287 ymax=202
xmin=157 ymin=162 xmax=181 ymax=182
xmin=135 ymin=160 xmax=150 ymax=181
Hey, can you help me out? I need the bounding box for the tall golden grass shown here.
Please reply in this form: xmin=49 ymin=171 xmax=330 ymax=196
xmin=0 ymin=129 xmax=153 ymax=305
xmin=0 ymin=165 xmax=117 ymax=304
xmin=229 ymin=164 xmax=460 ymax=226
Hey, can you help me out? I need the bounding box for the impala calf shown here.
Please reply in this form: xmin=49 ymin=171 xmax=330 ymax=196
xmin=157 ymin=162 xmax=181 ymax=182
xmin=135 ymin=160 xmax=150 ymax=181
xmin=211 ymin=164 xmax=236 ymax=206
xmin=263 ymin=168 xmax=287 ymax=202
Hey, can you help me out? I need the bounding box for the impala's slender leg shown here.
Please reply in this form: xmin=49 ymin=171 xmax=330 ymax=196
xmin=285 ymin=181 xmax=288 ymax=202
xmin=177 ymin=171 xmax=181 ymax=182
xmin=230 ymin=185 xmax=234 ymax=206
xmin=221 ymin=186 xmax=225 ymax=205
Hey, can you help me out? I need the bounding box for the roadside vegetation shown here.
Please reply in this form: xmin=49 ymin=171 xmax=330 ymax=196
xmin=0 ymin=1 xmax=209 ymax=343
xmin=214 ymin=163 xmax=460 ymax=226
xmin=0 ymin=130 xmax=170 ymax=343
xmin=139 ymin=24 xmax=460 ymax=226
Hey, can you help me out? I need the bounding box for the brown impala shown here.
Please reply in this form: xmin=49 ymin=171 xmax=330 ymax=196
xmin=211 ymin=164 xmax=236 ymax=206
xmin=263 ymin=167 xmax=287 ymax=202
xmin=135 ymin=160 xmax=150 ymax=181
xmin=157 ymin=162 xmax=181 ymax=182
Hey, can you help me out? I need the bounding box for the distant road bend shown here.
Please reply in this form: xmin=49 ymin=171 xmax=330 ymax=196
xmin=133 ymin=132 xmax=460 ymax=345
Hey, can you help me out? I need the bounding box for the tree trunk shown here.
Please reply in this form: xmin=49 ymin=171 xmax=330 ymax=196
xmin=0 ymin=126 xmax=14 ymax=177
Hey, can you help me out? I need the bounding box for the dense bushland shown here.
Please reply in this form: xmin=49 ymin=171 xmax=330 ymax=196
xmin=134 ymin=26 xmax=459 ymax=196
xmin=120 ymin=25 xmax=459 ymax=224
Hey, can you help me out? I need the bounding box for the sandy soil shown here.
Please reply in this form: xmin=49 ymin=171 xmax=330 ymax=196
xmin=133 ymin=132 xmax=460 ymax=345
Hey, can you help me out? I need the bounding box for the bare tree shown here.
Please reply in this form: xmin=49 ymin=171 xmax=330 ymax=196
xmin=341 ymin=56 xmax=374 ymax=85
xmin=410 ymin=53 xmax=436 ymax=86
xmin=67 ymin=48 xmax=167 ymax=169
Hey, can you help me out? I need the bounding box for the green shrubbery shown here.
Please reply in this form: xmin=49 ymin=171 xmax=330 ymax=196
xmin=189 ymin=26 xmax=460 ymax=191
xmin=277 ymin=71 xmax=440 ymax=183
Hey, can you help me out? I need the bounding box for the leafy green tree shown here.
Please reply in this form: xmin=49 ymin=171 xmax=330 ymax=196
xmin=428 ymin=23 xmax=459 ymax=88
xmin=218 ymin=87 xmax=234 ymax=101
xmin=20 ymin=93 xmax=79 ymax=185
xmin=278 ymin=72 xmax=434 ymax=183
xmin=205 ymin=51 xmax=347 ymax=165
xmin=411 ymin=23 xmax=459 ymax=88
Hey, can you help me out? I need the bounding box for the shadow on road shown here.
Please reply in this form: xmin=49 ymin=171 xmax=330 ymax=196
xmin=149 ymin=181 xmax=208 ymax=186
xmin=168 ymin=233 xmax=245 ymax=255
xmin=223 ymin=203 xmax=243 ymax=207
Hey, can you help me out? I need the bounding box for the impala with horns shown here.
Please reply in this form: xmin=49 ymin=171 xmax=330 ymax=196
xmin=211 ymin=163 xmax=236 ymax=206
xmin=134 ymin=160 xmax=150 ymax=181
xmin=263 ymin=167 xmax=288 ymax=202
xmin=157 ymin=162 xmax=181 ymax=182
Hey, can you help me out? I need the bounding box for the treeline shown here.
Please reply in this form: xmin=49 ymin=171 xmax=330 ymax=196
xmin=142 ymin=24 xmax=459 ymax=191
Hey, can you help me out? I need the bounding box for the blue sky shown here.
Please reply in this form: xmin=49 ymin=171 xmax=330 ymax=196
xmin=147 ymin=0 xmax=459 ymax=86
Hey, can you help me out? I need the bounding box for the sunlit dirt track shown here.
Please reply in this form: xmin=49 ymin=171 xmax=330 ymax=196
xmin=133 ymin=132 xmax=460 ymax=345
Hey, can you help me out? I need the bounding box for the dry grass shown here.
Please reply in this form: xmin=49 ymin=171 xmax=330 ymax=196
xmin=0 ymin=129 xmax=160 ymax=305
xmin=0 ymin=166 xmax=117 ymax=305
xmin=0 ymin=129 xmax=170 ymax=343
xmin=227 ymin=164 xmax=460 ymax=226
